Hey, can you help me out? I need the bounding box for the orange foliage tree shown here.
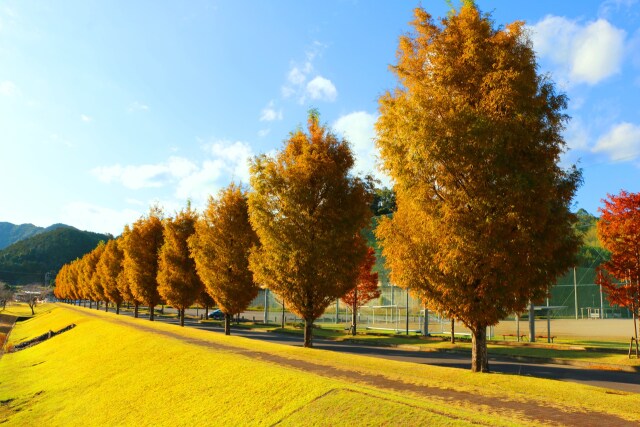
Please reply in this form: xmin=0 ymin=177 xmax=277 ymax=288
xmin=248 ymin=111 xmax=372 ymax=347
xmin=597 ymin=191 xmax=640 ymax=350
xmin=116 ymin=225 xmax=136 ymax=313
xmin=95 ymin=238 xmax=125 ymax=314
xmin=81 ymin=242 xmax=105 ymax=310
xmin=122 ymin=206 xmax=165 ymax=320
xmin=375 ymin=4 xmax=581 ymax=372
xmin=189 ymin=184 xmax=259 ymax=335
xmin=341 ymin=244 xmax=379 ymax=336
xmin=157 ymin=203 xmax=204 ymax=327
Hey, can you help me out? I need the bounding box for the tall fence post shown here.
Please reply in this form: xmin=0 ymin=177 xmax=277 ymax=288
xmin=574 ymin=267 xmax=578 ymax=320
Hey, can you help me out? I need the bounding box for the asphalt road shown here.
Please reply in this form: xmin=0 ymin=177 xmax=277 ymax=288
xmin=120 ymin=309 xmax=640 ymax=394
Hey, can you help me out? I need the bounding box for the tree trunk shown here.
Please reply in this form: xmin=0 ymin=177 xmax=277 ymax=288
xmin=105 ymin=301 xmax=108 ymax=312
xmin=224 ymin=313 xmax=231 ymax=335
xmin=29 ymin=302 xmax=35 ymax=315
xmin=134 ymin=303 xmax=139 ymax=318
xmin=304 ymin=318 xmax=313 ymax=347
xmin=205 ymin=305 xmax=209 ymax=320
xmin=180 ymin=308 xmax=185 ymax=327
xmin=149 ymin=305 xmax=155 ymax=321
xmin=96 ymin=301 xmax=100 ymax=310
xmin=351 ymin=299 xmax=357 ymax=336
xmin=451 ymin=318 xmax=455 ymax=344
xmin=89 ymin=300 xmax=93 ymax=309
xmin=471 ymin=326 xmax=489 ymax=372
xmin=116 ymin=302 xmax=120 ymax=315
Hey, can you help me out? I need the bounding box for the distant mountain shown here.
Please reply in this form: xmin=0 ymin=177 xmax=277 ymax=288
xmin=0 ymin=222 xmax=42 ymax=249
xmin=0 ymin=227 xmax=112 ymax=285
xmin=0 ymin=221 xmax=75 ymax=250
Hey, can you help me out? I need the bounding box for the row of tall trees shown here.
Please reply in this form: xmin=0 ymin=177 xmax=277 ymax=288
xmin=56 ymin=114 xmax=380 ymax=343
xmin=56 ymin=2 xmax=591 ymax=373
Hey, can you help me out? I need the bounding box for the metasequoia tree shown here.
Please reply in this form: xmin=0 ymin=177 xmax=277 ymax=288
xmin=122 ymin=206 xmax=165 ymax=321
xmin=88 ymin=242 xmax=107 ymax=310
xmin=341 ymin=244 xmax=379 ymax=336
xmin=189 ymin=184 xmax=259 ymax=335
xmin=597 ymin=191 xmax=640 ymax=353
xmin=116 ymin=226 xmax=137 ymax=314
xmin=375 ymin=4 xmax=581 ymax=372
xmin=95 ymin=238 xmax=125 ymax=314
xmin=248 ymin=111 xmax=372 ymax=347
xmin=157 ymin=204 xmax=203 ymax=327
xmin=79 ymin=242 xmax=105 ymax=309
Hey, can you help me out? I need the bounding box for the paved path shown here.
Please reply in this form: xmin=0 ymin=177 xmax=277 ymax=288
xmin=65 ymin=305 xmax=639 ymax=427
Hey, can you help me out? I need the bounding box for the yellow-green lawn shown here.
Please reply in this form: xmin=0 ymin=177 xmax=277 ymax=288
xmin=1 ymin=304 xmax=639 ymax=426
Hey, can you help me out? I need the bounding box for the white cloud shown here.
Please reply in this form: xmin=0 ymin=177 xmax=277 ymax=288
xmin=305 ymin=76 xmax=337 ymax=102
xmin=260 ymin=101 xmax=283 ymax=122
xmin=92 ymin=141 xmax=254 ymax=204
xmin=281 ymin=41 xmax=331 ymax=102
xmin=61 ymin=202 xmax=141 ymax=236
xmin=599 ymin=0 xmax=639 ymax=18
xmin=287 ymin=67 xmax=306 ymax=86
xmin=0 ymin=80 xmax=19 ymax=96
xmin=80 ymin=114 xmax=92 ymax=123
xmin=592 ymin=122 xmax=640 ymax=162
xmin=208 ymin=140 xmax=253 ymax=183
xmin=128 ymin=101 xmax=149 ymax=112
xmin=91 ymin=156 xmax=198 ymax=189
xmin=258 ymin=129 xmax=270 ymax=137
xmin=333 ymin=111 xmax=389 ymax=185
xmin=529 ymin=16 xmax=626 ymax=85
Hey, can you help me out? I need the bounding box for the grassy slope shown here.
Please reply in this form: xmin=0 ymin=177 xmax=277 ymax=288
xmin=1 ymin=304 xmax=639 ymax=425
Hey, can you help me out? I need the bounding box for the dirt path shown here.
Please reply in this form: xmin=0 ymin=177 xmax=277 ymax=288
xmin=65 ymin=306 xmax=637 ymax=426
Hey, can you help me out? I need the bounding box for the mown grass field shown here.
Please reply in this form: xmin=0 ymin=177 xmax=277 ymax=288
xmin=1 ymin=304 xmax=639 ymax=426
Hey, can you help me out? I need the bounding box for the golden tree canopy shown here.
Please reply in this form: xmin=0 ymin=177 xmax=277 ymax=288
xmin=157 ymin=203 xmax=203 ymax=311
xmin=375 ymin=4 xmax=581 ymax=370
xmin=248 ymin=112 xmax=372 ymax=336
xmin=95 ymin=238 xmax=124 ymax=306
xmin=122 ymin=206 xmax=165 ymax=317
xmin=189 ymin=184 xmax=259 ymax=317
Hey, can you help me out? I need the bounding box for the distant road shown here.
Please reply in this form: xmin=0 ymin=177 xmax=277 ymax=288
xmin=112 ymin=307 xmax=640 ymax=394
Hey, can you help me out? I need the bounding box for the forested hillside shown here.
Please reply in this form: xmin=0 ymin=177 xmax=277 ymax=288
xmin=0 ymin=227 xmax=111 ymax=285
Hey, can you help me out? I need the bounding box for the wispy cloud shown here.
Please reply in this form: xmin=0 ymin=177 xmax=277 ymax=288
xmin=0 ymin=80 xmax=19 ymax=96
xmin=529 ymin=16 xmax=626 ymax=86
xmin=280 ymin=41 xmax=337 ymax=103
xmin=127 ymin=101 xmax=149 ymax=112
xmin=80 ymin=114 xmax=93 ymax=123
xmin=592 ymin=122 xmax=640 ymax=162
xmin=92 ymin=157 xmax=198 ymax=189
xmin=260 ymin=100 xmax=283 ymax=122
xmin=92 ymin=140 xmax=255 ymax=204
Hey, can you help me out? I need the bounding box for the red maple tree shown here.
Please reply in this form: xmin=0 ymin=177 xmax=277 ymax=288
xmin=597 ymin=190 xmax=640 ymax=354
xmin=342 ymin=246 xmax=379 ymax=335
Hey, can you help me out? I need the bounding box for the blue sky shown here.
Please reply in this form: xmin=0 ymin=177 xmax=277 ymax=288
xmin=1 ymin=0 xmax=639 ymax=235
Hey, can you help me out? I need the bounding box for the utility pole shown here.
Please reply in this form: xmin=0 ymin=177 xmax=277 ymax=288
xmin=423 ymin=303 xmax=429 ymax=336
xmin=405 ymin=289 xmax=409 ymax=335
xmin=263 ymin=288 xmax=269 ymax=324
xmin=574 ymin=267 xmax=578 ymax=320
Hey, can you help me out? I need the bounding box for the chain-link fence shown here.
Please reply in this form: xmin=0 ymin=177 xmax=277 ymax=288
xmin=248 ymin=266 xmax=633 ymax=330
